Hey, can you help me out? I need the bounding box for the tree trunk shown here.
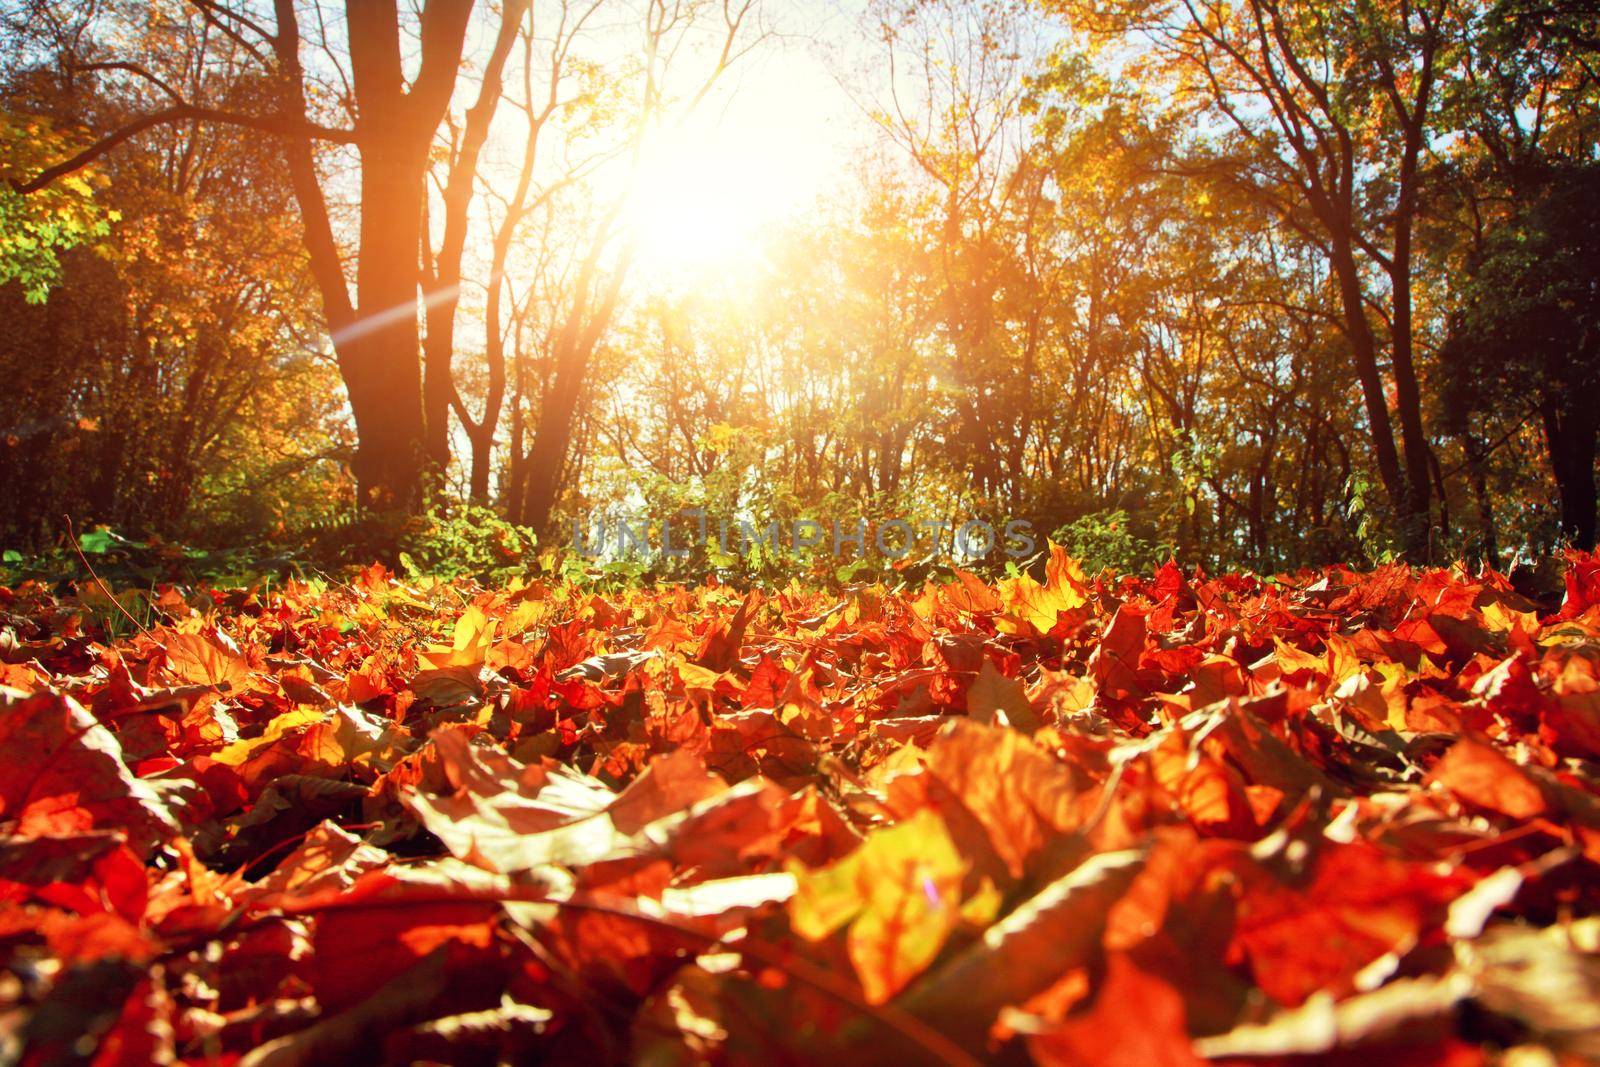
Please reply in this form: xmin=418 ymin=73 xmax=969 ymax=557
xmin=1546 ymin=402 xmax=1599 ymax=549
xmin=517 ymin=346 xmax=586 ymax=533
xmin=466 ymin=272 xmax=508 ymax=503
xmin=1326 ymin=234 xmax=1414 ymax=538
xmin=271 ymin=0 xmax=475 ymax=512
xmin=422 ymin=0 xmax=527 ymax=468
xmin=515 ymin=230 xmax=632 ymax=534
xmin=340 ymin=134 xmax=430 ymax=509
xmin=1460 ymin=430 xmax=1500 ymax=568
xmin=1387 ymin=69 xmax=1439 ymax=559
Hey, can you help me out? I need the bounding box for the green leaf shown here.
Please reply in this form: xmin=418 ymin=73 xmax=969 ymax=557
xmin=77 ymin=528 xmax=115 ymax=554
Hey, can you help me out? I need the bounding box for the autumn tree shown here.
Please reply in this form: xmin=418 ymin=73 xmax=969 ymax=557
xmin=1050 ymin=0 xmax=1460 ymax=556
xmin=0 ymin=4 xmax=344 ymax=543
xmin=864 ymin=0 xmax=1051 ymax=511
xmin=1432 ymin=0 xmax=1600 ymax=557
xmin=10 ymin=0 xmax=478 ymax=511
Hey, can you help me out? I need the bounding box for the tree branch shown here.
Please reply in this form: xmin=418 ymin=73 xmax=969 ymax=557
xmin=13 ymin=103 xmax=356 ymax=195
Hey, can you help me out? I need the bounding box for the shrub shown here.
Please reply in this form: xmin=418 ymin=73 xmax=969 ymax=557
xmin=1051 ymin=509 xmax=1172 ymax=576
xmin=396 ymin=502 xmax=539 ymax=582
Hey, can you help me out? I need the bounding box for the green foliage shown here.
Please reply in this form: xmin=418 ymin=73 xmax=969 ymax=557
xmin=0 ymin=525 xmax=310 ymax=593
xmin=1343 ymin=472 xmax=1401 ymax=566
xmin=1444 ymin=167 xmax=1600 ymax=404
xmin=397 ymin=502 xmax=539 ymax=582
xmin=1051 ymin=510 xmax=1172 ymax=577
xmin=0 ymin=115 xmax=117 ymax=303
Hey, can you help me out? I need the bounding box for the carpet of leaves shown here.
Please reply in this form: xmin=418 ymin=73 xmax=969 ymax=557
xmin=5 ymin=549 xmax=1600 ymax=1065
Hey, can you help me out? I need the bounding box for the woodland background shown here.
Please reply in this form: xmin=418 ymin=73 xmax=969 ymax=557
xmin=2 ymin=0 xmax=1598 ymax=580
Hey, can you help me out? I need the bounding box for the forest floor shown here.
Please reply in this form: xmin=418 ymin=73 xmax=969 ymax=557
xmin=3 ymin=551 xmax=1600 ymax=1064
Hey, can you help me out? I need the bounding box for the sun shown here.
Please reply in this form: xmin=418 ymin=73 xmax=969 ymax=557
xmin=625 ymin=124 xmax=766 ymax=275
xmin=621 ymin=56 xmax=844 ymax=280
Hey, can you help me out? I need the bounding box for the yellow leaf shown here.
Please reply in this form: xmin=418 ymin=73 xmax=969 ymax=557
xmin=789 ymin=808 xmax=968 ymax=1003
xmin=959 ymin=876 xmax=1003 ymax=926
xmin=503 ymin=599 xmax=544 ymax=637
xmin=209 ymin=707 xmax=326 ymax=767
xmin=996 ymin=542 xmax=1087 ymax=636
xmin=1480 ymin=597 xmax=1537 ymax=636
xmin=704 ymin=422 xmax=738 ymax=452
xmin=1272 ymin=636 xmax=1326 ymax=677
xmin=420 ymin=605 xmax=497 ymax=669
xmin=163 ymin=632 xmax=251 ymax=691
xmin=677 ymin=661 xmax=724 ymax=691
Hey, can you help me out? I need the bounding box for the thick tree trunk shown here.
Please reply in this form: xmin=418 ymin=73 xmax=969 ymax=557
xmin=1328 ymin=244 xmax=1402 ymax=498
xmin=517 ymin=375 xmax=581 ymax=535
xmin=1545 ymin=403 xmax=1599 ymax=549
xmin=466 ymin=426 xmax=493 ymax=503
xmin=268 ymin=0 xmax=475 ymax=512
xmin=1387 ymin=74 xmax=1439 ymax=559
xmin=339 ymin=135 xmax=430 ymax=509
xmin=420 ymin=275 xmax=458 ymax=471
xmin=1388 ymin=254 xmax=1434 ymax=553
